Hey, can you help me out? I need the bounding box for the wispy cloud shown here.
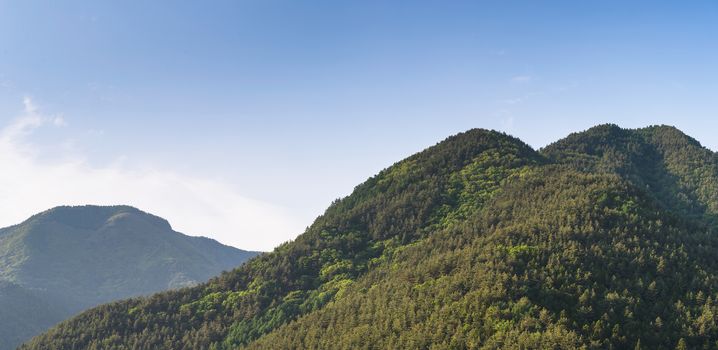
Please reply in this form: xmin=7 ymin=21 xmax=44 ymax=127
xmin=493 ymin=109 xmax=515 ymax=132
xmin=0 ymin=98 xmax=302 ymax=251
xmin=498 ymin=91 xmax=541 ymax=106
xmin=87 ymin=128 xmax=105 ymax=136
xmin=14 ymin=97 xmax=66 ymax=131
xmin=22 ymin=96 xmax=37 ymax=114
xmin=501 ymin=116 xmax=515 ymax=130
xmin=511 ymin=75 xmax=533 ymax=83
xmin=499 ymin=98 xmax=524 ymax=105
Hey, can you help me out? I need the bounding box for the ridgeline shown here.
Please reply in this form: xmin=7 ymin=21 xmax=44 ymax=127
xmin=23 ymin=125 xmax=718 ymax=349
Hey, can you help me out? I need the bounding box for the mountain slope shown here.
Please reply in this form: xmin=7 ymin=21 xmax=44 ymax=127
xmin=23 ymin=125 xmax=718 ymax=349
xmin=248 ymin=167 xmax=715 ymax=349
xmin=23 ymin=129 xmax=540 ymax=349
xmin=0 ymin=205 xmax=259 ymax=350
xmin=0 ymin=281 xmax=66 ymax=350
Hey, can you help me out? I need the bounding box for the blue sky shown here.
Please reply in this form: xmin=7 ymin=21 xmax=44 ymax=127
xmin=0 ymin=1 xmax=716 ymax=250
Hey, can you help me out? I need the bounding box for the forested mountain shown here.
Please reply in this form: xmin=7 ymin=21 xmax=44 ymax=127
xmin=0 ymin=205 xmax=259 ymax=350
xmin=22 ymin=125 xmax=718 ymax=349
xmin=0 ymin=281 xmax=66 ymax=350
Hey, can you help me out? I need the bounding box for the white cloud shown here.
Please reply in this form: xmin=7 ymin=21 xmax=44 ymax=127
xmin=498 ymin=91 xmax=541 ymax=106
xmin=87 ymin=128 xmax=105 ymax=136
xmin=52 ymin=116 xmax=67 ymax=126
xmin=511 ymin=75 xmax=532 ymax=83
xmin=501 ymin=116 xmax=515 ymax=130
xmin=499 ymin=98 xmax=523 ymax=105
xmin=493 ymin=109 xmax=515 ymax=132
xmin=23 ymin=96 xmax=38 ymax=114
xmin=0 ymin=99 xmax=304 ymax=251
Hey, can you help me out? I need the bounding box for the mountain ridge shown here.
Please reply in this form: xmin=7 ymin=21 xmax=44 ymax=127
xmin=23 ymin=125 xmax=718 ymax=349
xmin=0 ymin=205 xmax=260 ymax=350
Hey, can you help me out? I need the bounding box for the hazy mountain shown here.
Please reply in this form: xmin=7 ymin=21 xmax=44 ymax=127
xmin=23 ymin=125 xmax=718 ymax=349
xmin=0 ymin=281 xmax=66 ymax=350
xmin=0 ymin=205 xmax=259 ymax=350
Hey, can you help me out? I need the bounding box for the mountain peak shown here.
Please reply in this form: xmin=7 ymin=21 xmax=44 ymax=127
xmin=25 ymin=205 xmax=172 ymax=232
xmin=638 ymin=124 xmax=705 ymax=150
xmin=542 ymin=124 xmax=718 ymax=221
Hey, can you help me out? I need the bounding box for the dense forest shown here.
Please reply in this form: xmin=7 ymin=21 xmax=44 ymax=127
xmin=22 ymin=125 xmax=718 ymax=349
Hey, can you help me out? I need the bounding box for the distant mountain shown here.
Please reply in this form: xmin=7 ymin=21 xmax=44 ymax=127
xmin=0 ymin=281 xmax=65 ymax=350
xmin=0 ymin=205 xmax=259 ymax=350
xmin=22 ymin=125 xmax=718 ymax=349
